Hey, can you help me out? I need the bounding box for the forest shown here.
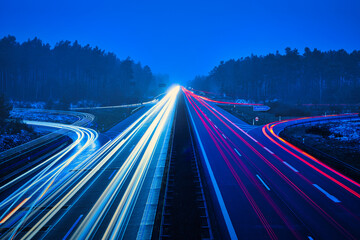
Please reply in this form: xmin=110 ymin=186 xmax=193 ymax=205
xmin=0 ymin=35 xmax=159 ymax=106
xmin=191 ymin=48 xmax=360 ymax=104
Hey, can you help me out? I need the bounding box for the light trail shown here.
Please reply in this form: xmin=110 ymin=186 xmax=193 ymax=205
xmin=262 ymin=116 xmax=360 ymax=197
xmin=185 ymin=89 xmax=282 ymax=239
xmin=195 ymin=94 xmax=263 ymax=106
xmin=70 ymin=99 xmax=158 ymax=110
xmin=0 ymin=198 xmax=30 ymax=224
xmin=183 ymin=88 xmax=359 ymax=239
xmin=16 ymin=85 xmax=179 ymax=240
xmin=184 ymin=89 xmax=238 ymax=240
xmin=185 ymin=89 xmax=307 ymax=239
xmin=71 ymin=86 xmax=179 ymax=239
xmin=0 ymin=121 xmax=98 ymax=238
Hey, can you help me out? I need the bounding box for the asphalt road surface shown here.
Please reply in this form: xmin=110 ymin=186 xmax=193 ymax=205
xmin=183 ymin=87 xmax=360 ymax=240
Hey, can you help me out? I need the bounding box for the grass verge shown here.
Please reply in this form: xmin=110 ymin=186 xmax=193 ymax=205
xmin=79 ymin=107 xmax=143 ymax=132
xmin=219 ymin=103 xmax=359 ymax=126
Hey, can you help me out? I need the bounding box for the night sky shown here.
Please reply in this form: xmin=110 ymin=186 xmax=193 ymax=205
xmin=1 ymin=0 xmax=359 ymax=83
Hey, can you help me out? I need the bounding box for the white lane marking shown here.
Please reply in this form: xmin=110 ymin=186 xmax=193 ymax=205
xmin=185 ymin=98 xmax=238 ymax=240
xmin=222 ymin=134 xmax=227 ymax=139
xmin=207 ymin=104 xmax=259 ymax=143
xmin=256 ymin=174 xmax=270 ymax=191
xmin=209 ymin=118 xmax=212 ymax=122
xmin=234 ymin=148 xmax=242 ymax=157
xmin=108 ymin=170 xmax=116 ymax=180
xmin=214 ymin=124 xmax=218 ymax=129
xmin=129 ymin=144 xmax=135 ymax=152
xmin=283 ymin=161 xmax=299 ymax=172
xmin=63 ymin=214 xmax=83 ymax=240
xmin=313 ymin=184 xmax=341 ymax=203
xmin=263 ymin=147 xmax=274 ymax=154
xmin=307 ymin=236 xmax=314 ymax=240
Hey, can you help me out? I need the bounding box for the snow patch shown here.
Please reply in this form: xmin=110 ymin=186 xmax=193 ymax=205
xmin=328 ymin=120 xmax=360 ymax=142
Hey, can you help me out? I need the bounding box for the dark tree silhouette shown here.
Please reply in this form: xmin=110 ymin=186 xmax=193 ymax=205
xmin=0 ymin=94 xmax=11 ymax=125
xmin=0 ymin=35 xmax=155 ymax=105
xmin=191 ymin=48 xmax=360 ymax=104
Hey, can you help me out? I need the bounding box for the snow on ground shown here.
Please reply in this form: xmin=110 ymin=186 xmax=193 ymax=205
xmin=0 ymin=130 xmax=41 ymax=152
xmin=71 ymin=100 xmax=101 ymax=109
xmin=10 ymin=100 xmax=46 ymax=109
xmin=328 ymin=120 xmax=360 ymax=142
xmin=10 ymin=110 xmax=78 ymax=124
xmin=1 ymin=109 xmax=78 ymax=152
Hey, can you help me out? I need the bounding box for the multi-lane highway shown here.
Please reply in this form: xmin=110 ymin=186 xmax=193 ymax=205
xmin=0 ymin=86 xmax=179 ymax=239
xmin=183 ymin=87 xmax=360 ymax=239
xmin=1 ymin=85 xmax=359 ymax=239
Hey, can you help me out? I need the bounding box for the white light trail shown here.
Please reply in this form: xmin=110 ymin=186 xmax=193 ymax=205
xmin=18 ymin=86 xmax=180 ymax=240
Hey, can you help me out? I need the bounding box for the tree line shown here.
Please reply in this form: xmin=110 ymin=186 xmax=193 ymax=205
xmin=191 ymin=48 xmax=360 ymax=104
xmin=0 ymin=35 xmax=157 ymax=106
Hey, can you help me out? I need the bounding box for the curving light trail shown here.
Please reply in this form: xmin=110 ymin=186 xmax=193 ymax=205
xmin=0 ymin=121 xmax=98 ymax=239
xmin=183 ymin=87 xmax=360 ymax=239
xmin=262 ymin=114 xmax=360 ymax=196
xmin=71 ymin=85 xmax=179 ymax=239
xmin=5 ymin=85 xmax=179 ymax=240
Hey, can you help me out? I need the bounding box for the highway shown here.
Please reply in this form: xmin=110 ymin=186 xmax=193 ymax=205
xmin=0 ymin=86 xmax=179 ymax=239
xmin=183 ymin=87 xmax=360 ymax=239
xmin=1 ymin=85 xmax=359 ymax=239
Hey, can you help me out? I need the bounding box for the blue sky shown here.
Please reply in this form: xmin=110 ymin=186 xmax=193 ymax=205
xmin=1 ymin=0 xmax=360 ymax=83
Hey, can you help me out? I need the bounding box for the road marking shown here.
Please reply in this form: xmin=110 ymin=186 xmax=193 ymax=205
xmin=256 ymin=174 xmax=270 ymax=191
xmin=214 ymin=124 xmax=218 ymax=129
xmin=283 ymin=161 xmax=299 ymax=172
xmin=234 ymin=148 xmax=242 ymax=157
xmin=307 ymin=236 xmax=314 ymax=240
xmin=185 ymin=99 xmax=238 ymax=240
xmin=129 ymin=144 xmax=135 ymax=152
xmin=222 ymin=134 xmax=227 ymax=139
xmin=313 ymin=184 xmax=341 ymax=203
xmin=209 ymin=118 xmax=212 ymax=122
xmin=108 ymin=170 xmax=116 ymax=180
xmin=63 ymin=214 xmax=83 ymax=240
xmin=263 ymin=147 xmax=274 ymax=154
